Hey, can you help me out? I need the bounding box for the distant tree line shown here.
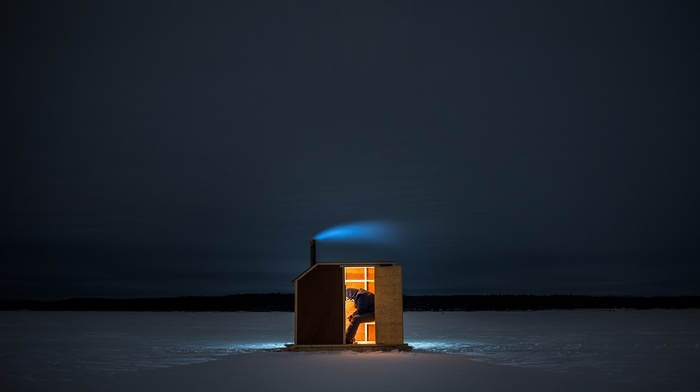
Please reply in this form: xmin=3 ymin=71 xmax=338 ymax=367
xmin=401 ymin=295 xmax=700 ymax=311
xmin=0 ymin=294 xmax=294 ymax=312
xmin=1 ymin=294 xmax=699 ymax=312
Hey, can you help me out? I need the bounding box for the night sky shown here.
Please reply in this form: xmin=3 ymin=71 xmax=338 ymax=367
xmin=3 ymin=1 xmax=699 ymax=299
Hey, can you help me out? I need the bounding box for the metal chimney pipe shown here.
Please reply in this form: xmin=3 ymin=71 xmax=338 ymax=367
xmin=310 ymin=239 xmax=316 ymax=267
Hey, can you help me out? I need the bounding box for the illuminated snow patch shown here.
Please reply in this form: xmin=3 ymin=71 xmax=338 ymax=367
xmin=409 ymin=341 xmax=479 ymax=355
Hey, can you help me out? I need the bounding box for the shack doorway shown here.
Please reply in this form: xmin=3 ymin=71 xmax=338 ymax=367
xmin=344 ymin=266 xmax=376 ymax=344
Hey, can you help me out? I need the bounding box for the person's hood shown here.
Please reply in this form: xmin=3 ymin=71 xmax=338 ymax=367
xmin=345 ymin=288 xmax=359 ymax=301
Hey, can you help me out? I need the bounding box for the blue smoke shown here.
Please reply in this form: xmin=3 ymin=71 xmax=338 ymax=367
xmin=314 ymin=220 xmax=399 ymax=245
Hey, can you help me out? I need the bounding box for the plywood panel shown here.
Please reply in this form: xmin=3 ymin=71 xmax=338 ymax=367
xmin=375 ymin=266 xmax=403 ymax=345
xmin=295 ymin=265 xmax=344 ymax=345
xmin=345 ymin=267 xmax=365 ymax=280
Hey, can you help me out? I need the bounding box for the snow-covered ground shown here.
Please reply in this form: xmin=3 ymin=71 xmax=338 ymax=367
xmin=1 ymin=310 xmax=698 ymax=391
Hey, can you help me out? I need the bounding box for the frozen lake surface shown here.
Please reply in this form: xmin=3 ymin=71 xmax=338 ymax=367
xmin=1 ymin=310 xmax=699 ymax=390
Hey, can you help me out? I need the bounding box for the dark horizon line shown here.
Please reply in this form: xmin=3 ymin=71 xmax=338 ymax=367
xmin=2 ymin=293 xmax=699 ymax=312
xmin=3 ymin=292 xmax=699 ymax=302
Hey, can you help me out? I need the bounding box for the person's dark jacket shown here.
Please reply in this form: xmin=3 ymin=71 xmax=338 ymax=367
xmin=346 ymin=288 xmax=375 ymax=315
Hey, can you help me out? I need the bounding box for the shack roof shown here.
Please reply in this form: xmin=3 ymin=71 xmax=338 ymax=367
xmin=291 ymin=261 xmax=396 ymax=283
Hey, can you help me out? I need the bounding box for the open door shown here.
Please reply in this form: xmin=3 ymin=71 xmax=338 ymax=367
xmin=374 ymin=265 xmax=403 ymax=345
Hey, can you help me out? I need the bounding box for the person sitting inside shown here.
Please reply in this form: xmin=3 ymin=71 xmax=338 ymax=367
xmin=345 ymin=288 xmax=375 ymax=344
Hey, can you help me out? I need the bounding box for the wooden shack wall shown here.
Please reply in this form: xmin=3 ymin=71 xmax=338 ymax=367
xmin=295 ymin=264 xmax=344 ymax=345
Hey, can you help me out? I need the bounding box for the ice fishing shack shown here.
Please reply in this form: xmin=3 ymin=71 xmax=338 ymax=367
xmin=284 ymin=240 xmax=411 ymax=351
